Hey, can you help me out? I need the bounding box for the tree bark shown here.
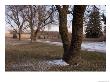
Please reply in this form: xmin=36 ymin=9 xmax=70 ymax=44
xmin=13 ymin=30 xmax=17 ymax=39
xmin=18 ymin=33 xmax=21 ymax=40
xmin=18 ymin=27 xmax=22 ymax=40
xmin=30 ymin=19 xmax=34 ymax=42
xmin=30 ymin=26 xmax=34 ymax=42
xmin=56 ymin=5 xmax=70 ymax=54
xmin=63 ymin=5 xmax=86 ymax=65
xmin=32 ymin=29 xmax=40 ymax=41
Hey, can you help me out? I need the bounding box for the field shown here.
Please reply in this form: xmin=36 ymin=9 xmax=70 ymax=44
xmin=5 ymin=37 xmax=106 ymax=71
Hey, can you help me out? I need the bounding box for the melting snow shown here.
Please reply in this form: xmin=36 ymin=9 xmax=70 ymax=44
xmin=81 ymin=42 xmax=106 ymax=53
xmin=48 ymin=59 xmax=69 ymax=66
xmin=37 ymin=40 xmax=62 ymax=46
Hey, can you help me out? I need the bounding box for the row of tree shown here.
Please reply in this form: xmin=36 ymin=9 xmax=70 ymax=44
xmin=6 ymin=5 xmax=55 ymax=41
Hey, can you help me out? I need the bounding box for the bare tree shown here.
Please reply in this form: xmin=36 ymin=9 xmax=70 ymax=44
xmin=32 ymin=5 xmax=55 ymax=41
xmin=5 ymin=5 xmax=26 ymax=40
xmin=64 ymin=5 xmax=86 ymax=65
xmin=57 ymin=5 xmax=86 ymax=65
xmin=25 ymin=5 xmax=55 ymax=42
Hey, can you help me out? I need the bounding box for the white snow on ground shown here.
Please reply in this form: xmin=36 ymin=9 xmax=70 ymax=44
xmin=48 ymin=59 xmax=69 ymax=66
xmin=37 ymin=40 xmax=106 ymax=53
xmin=37 ymin=40 xmax=62 ymax=46
xmin=81 ymin=42 xmax=106 ymax=53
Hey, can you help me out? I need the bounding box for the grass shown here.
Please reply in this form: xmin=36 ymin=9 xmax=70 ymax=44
xmin=5 ymin=41 xmax=106 ymax=71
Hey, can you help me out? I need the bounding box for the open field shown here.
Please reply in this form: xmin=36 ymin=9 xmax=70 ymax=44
xmin=5 ymin=37 xmax=106 ymax=71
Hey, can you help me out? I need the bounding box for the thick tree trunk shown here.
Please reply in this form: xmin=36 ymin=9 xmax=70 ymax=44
xmin=63 ymin=5 xmax=86 ymax=65
xmin=57 ymin=5 xmax=70 ymax=54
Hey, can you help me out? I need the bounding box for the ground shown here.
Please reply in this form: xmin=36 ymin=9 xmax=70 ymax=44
xmin=5 ymin=37 xmax=106 ymax=71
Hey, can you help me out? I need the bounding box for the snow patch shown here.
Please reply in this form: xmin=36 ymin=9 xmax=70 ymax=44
xmin=37 ymin=40 xmax=62 ymax=46
xmin=81 ymin=42 xmax=106 ymax=53
xmin=49 ymin=42 xmax=62 ymax=46
xmin=48 ymin=59 xmax=69 ymax=66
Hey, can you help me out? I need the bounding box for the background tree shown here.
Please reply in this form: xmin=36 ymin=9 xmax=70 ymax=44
xmin=33 ymin=5 xmax=55 ymax=41
xmin=85 ymin=6 xmax=102 ymax=38
xmin=24 ymin=5 xmax=36 ymax=42
xmin=5 ymin=5 xmax=26 ymax=40
xmin=25 ymin=5 xmax=55 ymax=42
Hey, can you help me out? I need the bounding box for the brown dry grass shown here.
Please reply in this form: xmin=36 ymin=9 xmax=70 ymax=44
xmin=5 ymin=38 xmax=106 ymax=71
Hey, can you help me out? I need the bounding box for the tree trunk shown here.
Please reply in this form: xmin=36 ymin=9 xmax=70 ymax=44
xmin=31 ymin=6 xmax=41 ymax=42
xmin=18 ymin=33 xmax=21 ymax=40
xmin=63 ymin=5 xmax=86 ymax=65
xmin=32 ymin=29 xmax=39 ymax=41
xmin=13 ymin=30 xmax=17 ymax=39
xmin=33 ymin=33 xmax=37 ymax=41
xmin=18 ymin=28 xmax=22 ymax=40
xmin=30 ymin=27 xmax=34 ymax=42
xmin=57 ymin=5 xmax=70 ymax=54
xmin=30 ymin=21 xmax=34 ymax=42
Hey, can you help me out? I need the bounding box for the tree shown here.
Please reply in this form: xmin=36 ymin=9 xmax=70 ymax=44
xmin=57 ymin=5 xmax=86 ymax=65
xmin=5 ymin=5 xmax=26 ymax=40
xmin=25 ymin=5 xmax=55 ymax=42
xmin=24 ymin=5 xmax=35 ymax=42
xmin=85 ymin=6 xmax=102 ymax=38
xmin=56 ymin=5 xmax=70 ymax=54
xmin=63 ymin=5 xmax=86 ymax=65
xmin=33 ymin=5 xmax=55 ymax=41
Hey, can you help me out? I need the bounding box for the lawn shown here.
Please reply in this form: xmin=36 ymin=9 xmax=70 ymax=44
xmin=5 ymin=40 xmax=106 ymax=71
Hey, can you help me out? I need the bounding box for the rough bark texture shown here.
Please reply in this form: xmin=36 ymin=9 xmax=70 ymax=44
xmin=56 ymin=5 xmax=70 ymax=54
xmin=63 ymin=5 xmax=86 ymax=65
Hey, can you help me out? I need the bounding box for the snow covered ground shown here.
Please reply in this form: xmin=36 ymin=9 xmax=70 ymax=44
xmin=81 ymin=42 xmax=106 ymax=53
xmin=48 ymin=59 xmax=69 ymax=66
xmin=37 ymin=40 xmax=106 ymax=53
